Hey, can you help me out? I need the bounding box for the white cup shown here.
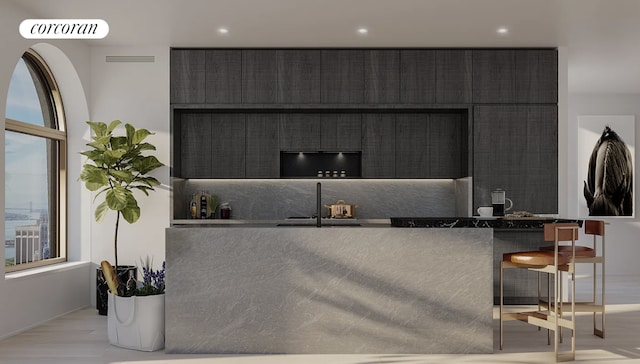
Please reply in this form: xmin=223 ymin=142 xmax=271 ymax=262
xmin=477 ymin=206 xmax=493 ymax=217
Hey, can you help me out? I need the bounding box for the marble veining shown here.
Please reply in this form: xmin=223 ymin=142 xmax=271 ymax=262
xmin=166 ymin=227 xmax=493 ymax=354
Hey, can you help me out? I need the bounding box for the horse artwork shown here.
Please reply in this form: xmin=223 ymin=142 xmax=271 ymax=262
xmin=583 ymin=125 xmax=634 ymax=216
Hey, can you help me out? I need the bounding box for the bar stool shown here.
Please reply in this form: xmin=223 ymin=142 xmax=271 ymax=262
xmin=500 ymin=223 xmax=579 ymax=362
xmin=539 ymin=219 xmax=606 ymax=338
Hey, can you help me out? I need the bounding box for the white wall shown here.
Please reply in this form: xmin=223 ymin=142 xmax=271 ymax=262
xmin=0 ymin=0 xmax=92 ymax=339
xmin=88 ymin=46 xmax=170 ymax=307
xmin=568 ymin=93 xmax=640 ymax=275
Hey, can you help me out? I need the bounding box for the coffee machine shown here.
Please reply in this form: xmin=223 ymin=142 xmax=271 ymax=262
xmin=491 ymin=189 xmax=513 ymax=216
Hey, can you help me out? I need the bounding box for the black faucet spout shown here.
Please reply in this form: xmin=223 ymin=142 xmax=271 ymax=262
xmin=316 ymin=182 xmax=321 ymax=227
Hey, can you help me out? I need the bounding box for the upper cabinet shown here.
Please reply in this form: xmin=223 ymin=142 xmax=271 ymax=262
xmin=364 ymin=50 xmax=400 ymax=103
xmin=472 ymin=49 xmax=557 ymax=104
xmin=170 ymin=49 xmax=206 ymax=104
xmin=321 ymin=50 xmax=364 ymax=104
xmin=242 ymin=50 xmax=277 ymax=103
xmin=277 ymin=50 xmax=322 ymax=103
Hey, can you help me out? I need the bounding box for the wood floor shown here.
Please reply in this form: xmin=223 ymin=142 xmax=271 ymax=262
xmin=1 ymin=275 xmax=639 ymax=364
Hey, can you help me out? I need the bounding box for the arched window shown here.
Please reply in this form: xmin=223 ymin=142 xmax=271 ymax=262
xmin=5 ymin=49 xmax=67 ymax=272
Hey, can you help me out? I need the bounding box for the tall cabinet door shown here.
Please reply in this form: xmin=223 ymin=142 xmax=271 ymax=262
xmin=365 ymin=50 xmax=400 ymax=103
xmin=209 ymin=114 xmax=246 ymax=178
xmin=205 ymin=50 xmax=242 ymax=103
xmin=435 ymin=50 xmax=472 ymax=104
xmin=180 ymin=113 xmax=212 ymax=178
xmin=242 ymin=50 xmax=277 ymax=103
xmin=170 ymin=49 xmax=206 ymax=104
xmin=362 ymin=114 xmax=395 ymax=178
xmin=321 ymin=50 xmax=364 ymax=104
xmin=246 ymin=114 xmax=279 ymax=178
xmin=473 ymin=105 xmax=557 ymax=213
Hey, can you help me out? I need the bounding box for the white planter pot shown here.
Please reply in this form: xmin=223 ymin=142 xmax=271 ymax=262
xmin=107 ymin=292 xmax=165 ymax=351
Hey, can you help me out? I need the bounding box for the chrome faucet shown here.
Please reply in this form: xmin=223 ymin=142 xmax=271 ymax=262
xmin=316 ymin=182 xmax=321 ymax=227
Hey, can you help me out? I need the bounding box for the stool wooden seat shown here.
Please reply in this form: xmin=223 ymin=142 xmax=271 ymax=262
xmin=500 ymin=223 xmax=579 ymax=362
xmin=540 ymin=245 xmax=596 ymax=258
xmin=504 ymin=250 xmax=571 ymax=266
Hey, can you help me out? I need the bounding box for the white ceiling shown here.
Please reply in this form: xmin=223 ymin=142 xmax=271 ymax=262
xmin=9 ymin=0 xmax=640 ymax=94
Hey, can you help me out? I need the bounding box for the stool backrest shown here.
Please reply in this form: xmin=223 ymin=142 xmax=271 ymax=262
xmin=543 ymin=223 xmax=579 ymax=242
xmin=585 ymin=219 xmax=605 ymax=236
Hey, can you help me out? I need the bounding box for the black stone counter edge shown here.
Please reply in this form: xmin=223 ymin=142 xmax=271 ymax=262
xmin=390 ymin=217 xmax=583 ymax=229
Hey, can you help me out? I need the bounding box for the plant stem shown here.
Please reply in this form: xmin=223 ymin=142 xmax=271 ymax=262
xmin=114 ymin=210 xmax=120 ymax=270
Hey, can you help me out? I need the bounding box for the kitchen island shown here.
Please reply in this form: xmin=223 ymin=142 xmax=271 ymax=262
xmin=165 ymin=224 xmax=493 ymax=354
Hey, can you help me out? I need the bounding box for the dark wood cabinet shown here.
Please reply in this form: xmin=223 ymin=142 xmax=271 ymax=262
xmin=204 ymin=50 xmax=242 ymax=103
xmin=170 ymin=49 xmax=206 ymax=104
xmin=278 ymin=113 xmax=322 ymax=151
xmin=362 ymin=114 xmax=395 ymax=178
xmin=400 ymin=50 xmax=436 ymax=103
xmin=242 ymin=50 xmax=277 ymax=103
xmin=277 ymin=50 xmax=321 ymax=103
xmin=472 ymin=49 xmax=557 ymax=104
xmin=396 ymin=112 xmax=467 ymax=178
xmin=178 ymin=113 xmax=246 ymax=178
xmin=321 ymin=50 xmax=364 ymax=104
xmin=180 ymin=113 xmax=212 ymax=178
xmin=435 ymin=50 xmax=472 ymax=103
xmin=365 ymin=50 xmax=400 ymax=103
xmin=210 ymin=114 xmax=246 ymax=178
xmin=320 ymin=114 xmax=362 ymax=151
xmin=473 ymin=105 xmax=557 ymax=213
xmin=246 ymin=114 xmax=279 ymax=178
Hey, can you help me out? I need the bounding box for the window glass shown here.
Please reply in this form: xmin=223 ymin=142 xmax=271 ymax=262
xmin=5 ymin=50 xmax=66 ymax=271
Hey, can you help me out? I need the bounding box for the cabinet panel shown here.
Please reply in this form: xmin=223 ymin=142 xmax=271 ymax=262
xmin=242 ymin=50 xmax=277 ymax=103
xmin=362 ymin=114 xmax=395 ymax=178
xmin=320 ymin=114 xmax=362 ymax=151
xmin=472 ymin=50 xmax=515 ymax=103
xmin=436 ymin=50 xmax=472 ymax=103
xmin=514 ymin=50 xmax=558 ymax=103
xmin=210 ymin=114 xmax=246 ymax=178
xmin=170 ymin=49 xmax=206 ymax=104
xmin=395 ymin=113 xmax=467 ymax=178
xmin=321 ymin=50 xmax=364 ymax=103
xmin=473 ymin=105 xmax=557 ymax=213
xmin=180 ymin=113 xmax=212 ymax=178
xmin=279 ymin=114 xmax=322 ymax=150
xmin=365 ymin=50 xmax=400 ymax=103
xmin=205 ymin=50 xmax=242 ymax=103
xmin=277 ymin=50 xmax=321 ymax=103
xmin=473 ymin=49 xmax=557 ymax=104
xmin=400 ymin=50 xmax=436 ymax=103
xmin=246 ymin=114 xmax=279 ymax=177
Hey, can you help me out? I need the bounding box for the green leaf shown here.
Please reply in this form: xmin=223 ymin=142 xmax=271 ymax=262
xmin=106 ymin=187 xmax=128 ymax=211
xmin=133 ymin=128 xmax=153 ymax=144
xmin=132 ymin=156 xmax=164 ymax=175
xmin=95 ymin=200 xmax=109 ymax=223
xmin=136 ymin=142 xmax=156 ymax=152
xmin=133 ymin=185 xmax=153 ymax=196
xmin=107 ymin=120 xmax=122 ymax=133
xmin=109 ymin=170 xmax=134 ymax=184
xmin=125 ymin=124 xmax=135 ymax=146
xmin=121 ymin=195 xmax=140 ymax=224
xmin=79 ymin=165 xmax=109 ymax=191
xmin=80 ymin=150 xmax=103 ymax=162
xmin=134 ymin=176 xmax=161 ymax=188
xmin=104 ymin=149 xmax=127 ymax=160
xmin=110 ymin=136 xmax=128 ymax=151
xmin=87 ymin=121 xmax=107 ymax=137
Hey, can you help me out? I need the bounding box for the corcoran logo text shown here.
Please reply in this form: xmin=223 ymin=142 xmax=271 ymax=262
xmin=19 ymin=19 xmax=109 ymax=39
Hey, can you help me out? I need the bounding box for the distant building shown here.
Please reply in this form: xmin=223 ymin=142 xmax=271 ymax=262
xmin=14 ymin=214 xmax=49 ymax=264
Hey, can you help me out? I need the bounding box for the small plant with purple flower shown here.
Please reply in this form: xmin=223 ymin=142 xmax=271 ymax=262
xmin=124 ymin=257 xmax=165 ymax=297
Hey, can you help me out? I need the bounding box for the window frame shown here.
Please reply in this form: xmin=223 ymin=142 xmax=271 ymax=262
xmin=5 ymin=49 xmax=67 ymax=272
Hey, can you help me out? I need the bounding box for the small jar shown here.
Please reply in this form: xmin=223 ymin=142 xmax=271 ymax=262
xmin=220 ymin=203 xmax=232 ymax=219
xmin=340 ymin=170 xmax=346 ymax=178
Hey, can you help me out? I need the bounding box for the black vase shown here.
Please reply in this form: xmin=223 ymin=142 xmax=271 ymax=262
xmin=96 ymin=265 xmax=137 ymax=315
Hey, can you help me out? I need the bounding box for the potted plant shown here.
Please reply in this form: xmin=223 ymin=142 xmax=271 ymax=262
xmin=104 ymin=257 xmax=166 ymax=351
xmin=79 ymin=120 xmax=164 ymax=314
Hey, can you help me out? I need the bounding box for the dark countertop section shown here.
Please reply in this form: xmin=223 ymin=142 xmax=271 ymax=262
xmin=390 ymin=217 xmax=583 ymax=230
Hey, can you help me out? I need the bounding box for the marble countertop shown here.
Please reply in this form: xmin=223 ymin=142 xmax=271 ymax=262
xmin=171 ymin=217 xmax=583 ymax=229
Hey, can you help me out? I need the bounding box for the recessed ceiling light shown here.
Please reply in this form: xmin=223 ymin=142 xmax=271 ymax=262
xmin=357 ymin=28 xmax=368 ymax=35
xmin=497 ymin=27 xmax=509 ymax=35
xmin=218 ymin=27 xmax=229 ymax=35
